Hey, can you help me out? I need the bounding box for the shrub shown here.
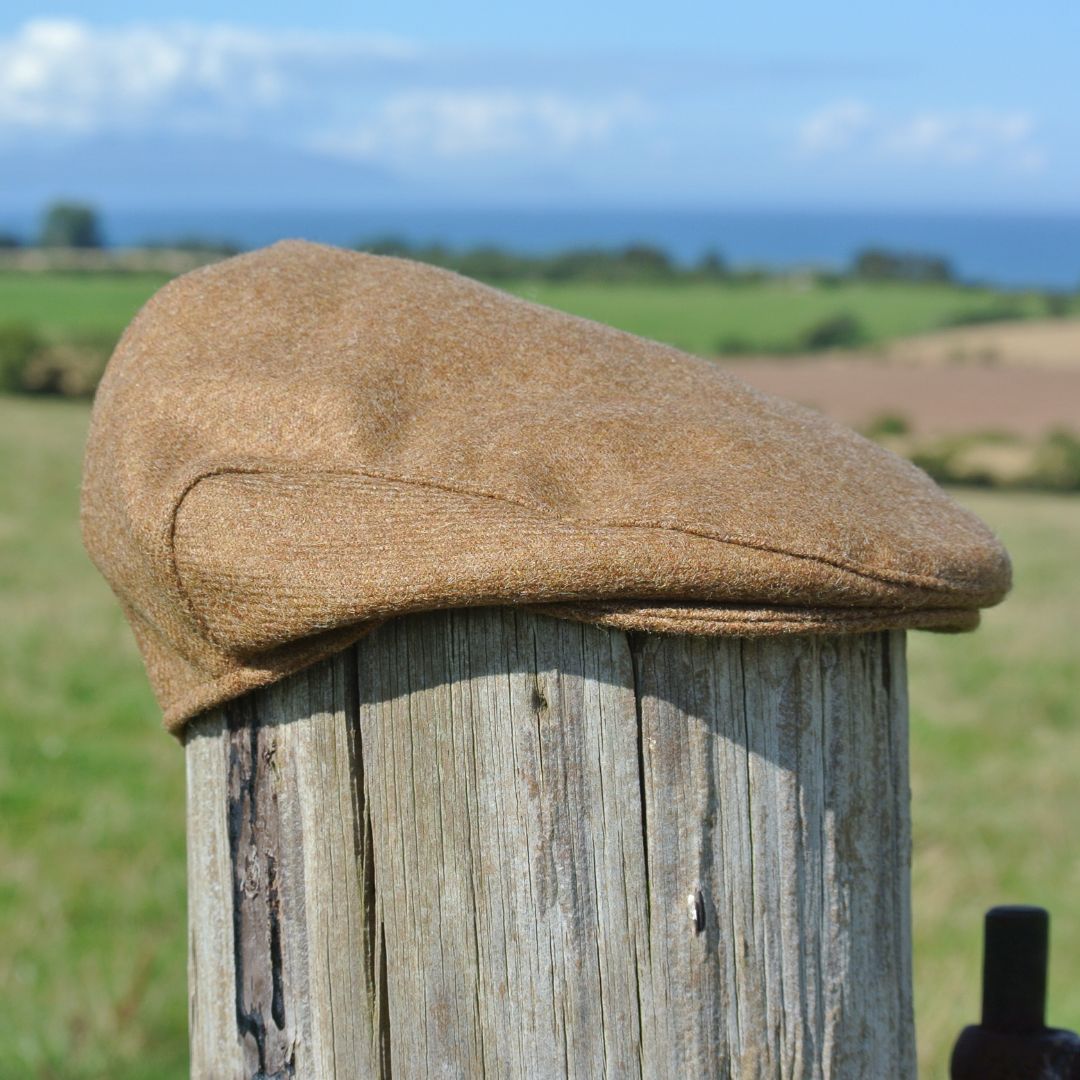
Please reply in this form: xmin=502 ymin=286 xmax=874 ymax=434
xmin=541 ymin=245 xmax=675 ymax=283
xmin=0 ymin=322 xmax=44 ymax=393
xmin=1043 ymin=292 xmax=1073 ymax=318
xmin=728 ymin=267 xmax=768 ymax=286
xmin=453 ymin=246 xmax=533 ymax=282
xmin=851 ymin=247 xmax=953 ymax=283
xmin=618 ymin=244 xmax=673 ymax=277
xmin=938 ymin=306 xmax=1026 ymax=329
xmin=797 ymin=312 xmax=866 ymax=351
xmin=19 ymin=338 xmax=111 ymax=397
xmin=908 ymin=444 xmax=954 ymax=483
xmin=900 ymin=430 xmax=1080 ymax=493
xmin=696 ymin=249 xmax=727 ymax=278
xmin=0 ymin=324 xmax=113 ymax=397
xmin=142 ymin=235 xmax=240 ymax=257
xmin=864 ymin=413 xmax=911 ymax=439
xmin=714 ymin=334 xmax=754 ymax=355
xmin=40 ymin=201 xmax=103 ymax=248
xmin=1029 ymin=430 xmax=1080 ymax=491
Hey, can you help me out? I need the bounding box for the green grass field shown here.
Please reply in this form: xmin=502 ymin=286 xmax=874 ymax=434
xmin=0 ymin=272 xmax=171 ymax=340
xmin=1 ymin=394 xmax=1077 ymax=1077
xmin=0 ymin=268 xmax=1060 ymax=356
xmin=513 ymin=279 xmax=1055 ymax=355
xmin=0 ymin=398 xmax=184 ymax=1078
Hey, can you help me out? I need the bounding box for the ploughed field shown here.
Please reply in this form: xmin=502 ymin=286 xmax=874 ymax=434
xmin=724 ymin=347 xmax=1080 ymax=438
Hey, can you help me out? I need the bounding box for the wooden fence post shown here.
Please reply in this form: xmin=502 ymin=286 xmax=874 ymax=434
xmin=185 ymin=606 xmax=915 ymax=1078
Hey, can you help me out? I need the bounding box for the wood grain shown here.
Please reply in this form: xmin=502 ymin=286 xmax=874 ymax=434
xmin=186 ymin=651 xmax=384 ymax=1079
xmin=186 ymin=609 xmax=914 ymax=1078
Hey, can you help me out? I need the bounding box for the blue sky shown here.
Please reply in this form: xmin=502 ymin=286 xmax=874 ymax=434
xmin=1 ymin=1 xmax=1077 ymax=211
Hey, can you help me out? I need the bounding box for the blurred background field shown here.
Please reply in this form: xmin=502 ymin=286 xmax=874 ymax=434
xmin=1 ymin=262 xmax=1079 ymax=1076
xmin=1 ymin=245 xmax=1077 ymax=357
xmin=4 ymin=250 xmax=1079 ymax=490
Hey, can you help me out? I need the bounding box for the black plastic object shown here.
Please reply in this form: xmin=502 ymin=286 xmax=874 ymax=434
xmin=951 ymin=906 xmax=1080 ymax=1079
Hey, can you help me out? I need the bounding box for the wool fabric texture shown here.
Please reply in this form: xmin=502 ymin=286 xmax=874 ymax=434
xmin=81 ymin=240 xmax=1011 ymax=734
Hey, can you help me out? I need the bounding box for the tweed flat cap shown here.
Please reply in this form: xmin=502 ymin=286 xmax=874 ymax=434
xmin=81 ymin=240 xmax=1010 ymax=733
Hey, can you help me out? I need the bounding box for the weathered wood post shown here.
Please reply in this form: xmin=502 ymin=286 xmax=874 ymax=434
xmin=186 ymin=611 xmax=913 ymax=1077
xmin=80 ymin=241 xmax=1011 ymax=1078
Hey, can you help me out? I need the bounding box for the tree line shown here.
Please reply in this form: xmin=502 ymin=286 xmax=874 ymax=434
xmin=354 ymin=237 xmax=966 ymax=286
xmin=0 ymin=200 xmax=985 ymax=287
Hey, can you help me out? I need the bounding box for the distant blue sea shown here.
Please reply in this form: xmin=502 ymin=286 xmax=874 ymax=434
xmin=11 ymin=207 xmax=1080 ymax=289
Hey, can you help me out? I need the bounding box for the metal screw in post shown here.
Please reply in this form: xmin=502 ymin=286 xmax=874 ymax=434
xmin=951 ymin=906 xmax=1080 ymax=1079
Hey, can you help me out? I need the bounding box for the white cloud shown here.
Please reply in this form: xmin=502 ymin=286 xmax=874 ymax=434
xmin=881 ymin=109 xmax=1033 ymax=164
xmin=319 ymin=91 xmax=649 ymax=159
xmin=797 ymin=100 xmax=1046 ymax=173
xmin=0 ymin=19 xmax=648 ymax=168
xmin=797 ymin=100 xmax=873 ymax=154
xmin=0 ymin=19 xmax=415 ymax=134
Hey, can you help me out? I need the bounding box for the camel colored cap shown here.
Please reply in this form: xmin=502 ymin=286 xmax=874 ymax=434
xmin=81 ymin=240 xmax=1010 ymax=734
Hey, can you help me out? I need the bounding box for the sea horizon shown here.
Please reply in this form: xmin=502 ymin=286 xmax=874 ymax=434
xmin=3 ymin=205 xmax=1079 ymax=290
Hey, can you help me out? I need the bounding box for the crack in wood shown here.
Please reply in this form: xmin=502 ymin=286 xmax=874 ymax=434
xmin=226 ymin=702 xmax=295 ymax=1077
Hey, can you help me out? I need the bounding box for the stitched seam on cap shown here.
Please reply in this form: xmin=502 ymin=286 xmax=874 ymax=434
xmin=167 ymin=467 xmax=244 ymax=654
xmin=537 ymin=602 xmax=978 ymax=636
xmin=340 ymin=467 xmax=984 ymax=594
xmin=169 ymin=462 xmax=982 ymax=596
xmin=165 ymin=458 xmax=988 ymax=656
xmin=543 ymin=603 xmax=971 ymax=625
